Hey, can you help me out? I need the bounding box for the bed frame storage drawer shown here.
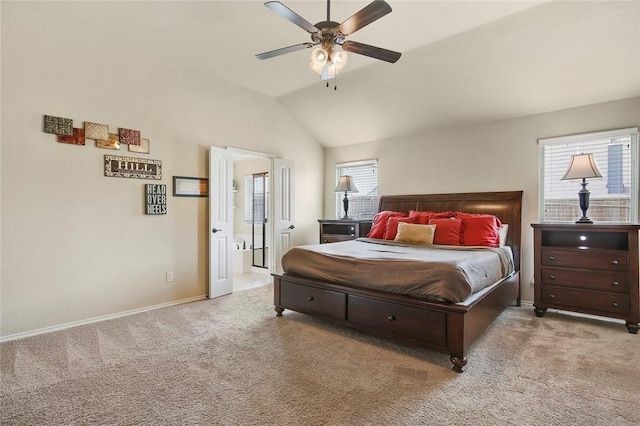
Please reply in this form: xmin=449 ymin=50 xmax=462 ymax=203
xmin=348 ymin=295 xmax=447 ymax=347
xmin=280 ymin=281 xmax=347 ymax=320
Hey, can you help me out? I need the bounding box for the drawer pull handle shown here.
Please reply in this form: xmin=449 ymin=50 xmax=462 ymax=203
xmin=549 ymin=275 xmax=555 ymax=280
xmin=612 ymin=302 xmax=619 ymax=308
xmin=611 ymin=260 xmax=619 ymax=265
xmin=612 ymin=281 xmax=619 ymax=286
xmin=307 ymin=296 xmax=314 ymax=302
xmin=548 ymin=256 xmax=555 ymax=261
xmin=387 ymin=315 xmax=395 ymax=321
xmin=549 ymin=294 xmax=555 ymax=299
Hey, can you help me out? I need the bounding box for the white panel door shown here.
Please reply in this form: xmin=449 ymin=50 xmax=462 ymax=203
xmin=209 ymin=146 xmax=234 ymax=299
xmin=273 ymin=158 xmax=295 ymax=274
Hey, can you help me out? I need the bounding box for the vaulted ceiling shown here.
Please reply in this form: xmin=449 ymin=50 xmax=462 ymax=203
xmin=16 ymin=1 xmax=640 ymax=147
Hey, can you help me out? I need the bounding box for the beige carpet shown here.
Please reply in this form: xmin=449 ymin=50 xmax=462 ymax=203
xmin=1 ymin=284 xmax=639 ymax=425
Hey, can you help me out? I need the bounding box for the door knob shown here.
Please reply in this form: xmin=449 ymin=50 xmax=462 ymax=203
xmin=212 ymin=228 xmax=221 ymax=233
xmin=289 ymin=225 xmax=295 ymax=229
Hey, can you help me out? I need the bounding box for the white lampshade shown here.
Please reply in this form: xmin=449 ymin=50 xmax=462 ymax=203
xmin=330 ymin=50 xmax=349 ymax=70
xmin=335 ymin=175 xmax=359 ymax=193
xmin=310 ymin=47 xmax=328 ymax=67
xmin=562 ymin=153 xmax=603 ymax=180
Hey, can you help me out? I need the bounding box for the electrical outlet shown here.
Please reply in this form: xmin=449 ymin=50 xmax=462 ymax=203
xmin=166 ymin=271 xmax=174 ymax=283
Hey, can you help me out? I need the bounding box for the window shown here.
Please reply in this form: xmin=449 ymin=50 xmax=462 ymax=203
xmin=244 ymin=173 xmax=269 ymax=224
xmin=538 ymin=128 xmax=639 ymax=223
xmin=335 ymin=159 xmax=378 ymax=219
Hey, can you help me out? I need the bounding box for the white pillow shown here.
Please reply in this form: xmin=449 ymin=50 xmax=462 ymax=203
xmin=498 ymin=224 xmax=509 ymax=247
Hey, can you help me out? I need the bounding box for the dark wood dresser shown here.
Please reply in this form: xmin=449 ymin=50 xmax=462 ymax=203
xmin=531 ymin=223 xmax=639 ymax=334
xmin=318 ymin=219 xmax=372 ymax=244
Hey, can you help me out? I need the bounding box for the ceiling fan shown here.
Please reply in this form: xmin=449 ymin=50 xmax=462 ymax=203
xmin=255 ymin=0 xmax=401 ymax=82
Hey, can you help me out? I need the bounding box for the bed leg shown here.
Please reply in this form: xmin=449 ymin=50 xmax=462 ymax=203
xmin=450 ymin=356 xmax=467 ymax=373
xmin=275 ymin=306 xmax=284 ymax=317
xmin=516 ymin=296 xmax=522 ymax=307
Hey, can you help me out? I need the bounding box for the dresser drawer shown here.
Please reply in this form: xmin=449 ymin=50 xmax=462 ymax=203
xmin=348 ymin=295 xmax=446 ymax=347
xmin=541 ymin=286 xmax=630 ymax=316
xmin=321 ymin=235 xmax=354 ymax=244
xmin=540 ymin=248 xmax=629 ymax=272
xmin=280 ymin=281 xmax=347 ymax=320
xmin=540 ymin=267 xmax=629 ymax=293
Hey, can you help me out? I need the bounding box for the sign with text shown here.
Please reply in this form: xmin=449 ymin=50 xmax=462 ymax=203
xmin=145 ymin=184 xmax=167 ymax=215
xmin=104 ymin=154 xmax=162 ymax=180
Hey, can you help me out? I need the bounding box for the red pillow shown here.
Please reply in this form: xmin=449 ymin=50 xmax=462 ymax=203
xmin=428 ymin=218 xmax=462 ymax=245
xmin=460 ymin=216 xmax=500 ymax=247
xmin=409 ymin=210 xmax=453 ymax=224
xmin=383 ymin=216 xmax=418 ymax=240
xmin=367 ymin=211 xmax=405 ymax=239
xmin=409 ymin=210 xmax=434 ymax=224
xmin=454 ymin=212 xmax=502 ymax=228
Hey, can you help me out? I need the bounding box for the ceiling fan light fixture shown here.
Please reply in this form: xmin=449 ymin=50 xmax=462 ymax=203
xmin=257 ymin=0 xmax=401 ymax=86
xmin=310 ymin=46 xmax=349 ymax=79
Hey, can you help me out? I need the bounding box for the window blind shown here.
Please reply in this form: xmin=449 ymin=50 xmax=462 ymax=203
xmin=335 ymin=159 xmax=378 ymax=219
xmin=538 ymin=128 xmax=638 ymax=223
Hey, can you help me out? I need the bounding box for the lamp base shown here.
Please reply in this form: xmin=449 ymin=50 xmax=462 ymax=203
xmin=340 ymin=215 xmax=351 ymax=221
xmin=576 ymin=218 xmax=593 ymax=224
xmin=576 ymin=181 xmax=593 ymax=224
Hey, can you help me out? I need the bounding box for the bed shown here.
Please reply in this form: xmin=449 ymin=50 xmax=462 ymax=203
xmin=272 ymin=191 xmax=523 ymax=372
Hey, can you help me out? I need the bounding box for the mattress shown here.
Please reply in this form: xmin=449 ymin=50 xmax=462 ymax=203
xmin=281 ymin=238 xmax=514 ymax=303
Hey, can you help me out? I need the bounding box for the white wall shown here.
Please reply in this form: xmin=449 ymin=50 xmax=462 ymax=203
xmin=0 ymin=3 xmax=323 ymax=338
xmin=324 ymin=96 xmax=640 ymax=303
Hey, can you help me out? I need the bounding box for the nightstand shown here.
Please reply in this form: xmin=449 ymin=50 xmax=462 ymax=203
xmin=318 ymin=219 xmax=372 ymax=244
xmin=531 ymin=223 xmax=640 ymax=334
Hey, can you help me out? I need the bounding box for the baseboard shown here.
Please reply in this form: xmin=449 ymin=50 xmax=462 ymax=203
xmin=520 ymin=300 xmax=534 ymax=308
xmin=0 ymin=294 xmax=208 ymax=343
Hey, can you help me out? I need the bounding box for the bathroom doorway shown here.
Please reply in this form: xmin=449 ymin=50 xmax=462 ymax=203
xmin=209 ymin=146 xmax=295 ymax=297
xmin=231 ymin=153 xmax=271 ymax=291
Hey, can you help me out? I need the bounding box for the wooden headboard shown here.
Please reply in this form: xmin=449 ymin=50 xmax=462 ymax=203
xmin=378 ymin=191 xmax=523 ymax=272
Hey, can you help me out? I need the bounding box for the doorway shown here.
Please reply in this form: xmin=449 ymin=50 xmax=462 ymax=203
xmin=209 ymin=147 xmax=295 ymax=298
xmin=231 ymin=153 xmax=271 ymax=292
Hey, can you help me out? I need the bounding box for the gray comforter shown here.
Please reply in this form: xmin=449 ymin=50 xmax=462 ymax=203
xmin=281 ymin=238 xmax=514 ymax=303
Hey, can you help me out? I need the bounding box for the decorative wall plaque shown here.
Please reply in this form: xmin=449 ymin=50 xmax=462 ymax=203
xmin=57 ymin=128 xmax=85 ymax=145
xmin=118 ymin=128 xmax=141 ymax=145
xmin=44 ymin=115 xmax=73 ymax=136
xmin=97 ymin=133 xmax=121 ymax=150
xmin=85 ymin=122 xmax=109 ymax=140
xmin=104 ymin=155 xmax=161 ymax=180
xmin=145 ymin=184 xmax=167 ymax=215
xmin=129 ymin=137 xmax=150 ymax=154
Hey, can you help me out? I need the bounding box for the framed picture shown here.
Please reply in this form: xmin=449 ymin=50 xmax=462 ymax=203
xmin=173 ymin=176 xmax=208 ymax=197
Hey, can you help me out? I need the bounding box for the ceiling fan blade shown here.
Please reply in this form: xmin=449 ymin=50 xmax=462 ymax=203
xmin=255 ymin=42 xmax=314 ymax=60
xmin=337 ymin=0 xmax=392 ymax=36
xmin=342 ymin=40 xmax=401 ymax=63
xmin=264 ymin=1 xmax=318 ymax=34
